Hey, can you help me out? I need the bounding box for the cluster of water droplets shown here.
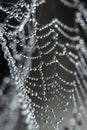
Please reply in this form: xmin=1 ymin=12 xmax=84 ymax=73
xmin=0 ymin=0 xmax=87 ymax=130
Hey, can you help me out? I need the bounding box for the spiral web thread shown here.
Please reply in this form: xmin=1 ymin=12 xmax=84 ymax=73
xmin=0 ymin=0 xmax=87 ymax=130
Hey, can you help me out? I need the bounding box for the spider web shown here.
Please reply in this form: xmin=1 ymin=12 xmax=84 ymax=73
xmin=0 ymin=0 xmax=87 ymax=130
